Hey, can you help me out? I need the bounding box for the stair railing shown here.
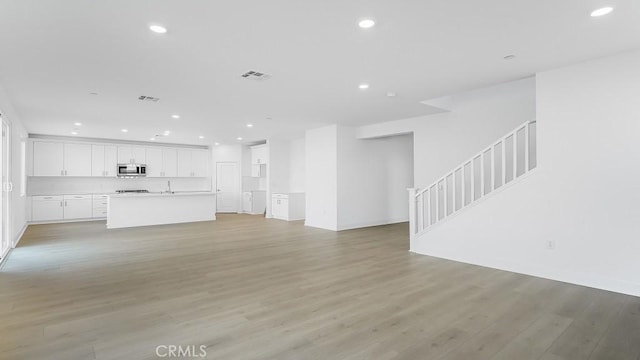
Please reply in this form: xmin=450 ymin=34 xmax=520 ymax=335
xmin=408 ymin=121 xmax=537 ymax=242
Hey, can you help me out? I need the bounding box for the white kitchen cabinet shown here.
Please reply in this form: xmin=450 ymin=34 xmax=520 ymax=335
xmin=146 ymin=148 xmax=178 ymax=177
xmin=92 ymin=145 xmax=118 ymax=177
xmin=63 ymin=195 xmax=92 ymax=219
xmin=63 ymin=143 xmax=92 ymax=176
xmin=146 ymin=148 xmax=163 ymax=177
xmin=33 ymin=142 xmax=64 ymax=176
xmin=33 ymin=141 xmax=91 ymax=177
xmin=32 ymin=194 xmax=99 ymax=222
xmin=251 ymin=164 xmax=266 ymax=177
xmin=32 ymin=195 xmax=64 ymax=221
xmin=177 ymin=149 xmax=192 ymax=177
xmin=92 ymin=194 xmax=108 ymax=218
xmin=251 ymin=145 xmax=267 ymax=165
xmin=177 ymin=149 xmax=208 ymax=177
xmin=163 ymin=149 xmax=178 ymax=177
xmin=192 ymin=150 xmax=208 ymax=177
xmin=271 ymin=193 xmax=305 ymax=221
xmin=104 ymin=146 xmax=118 ymax=176
xmin=118 ymin=146 xmax=146 ymax=164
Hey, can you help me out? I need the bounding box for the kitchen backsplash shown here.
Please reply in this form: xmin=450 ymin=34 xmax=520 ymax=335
xmin=28 ymin=177 xmax=212 ymax=195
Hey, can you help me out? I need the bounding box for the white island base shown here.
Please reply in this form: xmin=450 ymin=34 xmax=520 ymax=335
xmin=107 ymin=192 xmax=216 ymax=229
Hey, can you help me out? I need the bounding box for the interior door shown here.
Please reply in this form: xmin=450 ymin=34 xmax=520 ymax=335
xmin=216 ymin=162 xmax=238 ymax=213
xmin=1 ymin=121 xmax=11 ymax=259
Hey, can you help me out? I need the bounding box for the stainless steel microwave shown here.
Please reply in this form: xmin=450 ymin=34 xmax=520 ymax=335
xmin=117 ymin=164 xmax=146 ymax=177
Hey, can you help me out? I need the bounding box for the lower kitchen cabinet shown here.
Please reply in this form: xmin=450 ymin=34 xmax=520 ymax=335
xmin=271 ymin=193 xmax=305 ymax=221
xmin=31 ymin=196 xmax=64 ymax=221
xmin=32 ymin=194 xmax=94 ymax=222
xmin=63 ymin=195 xmax=92 ymax=219
xmin=92 ymin=194 xmax=108 ymax=218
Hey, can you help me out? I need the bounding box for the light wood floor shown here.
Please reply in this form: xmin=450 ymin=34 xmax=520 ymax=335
xmin=1 ymin=215 xmax=639 ymax=360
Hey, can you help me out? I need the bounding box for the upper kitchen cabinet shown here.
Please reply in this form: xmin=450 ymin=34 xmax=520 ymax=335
xmin=145 ymin=148 xmax=163 ymax=177
xmin=251 ymin=145 xmax=267 ymax=165
xmin=63 ymin=143 xmax=92 ymax=176
xmin=163 ymin=148 xmax=178 ymax=177
xmin=32 ymin=141 xmax=91 ymax=176
xmin=33 ymin=141 xmax=63 ymax=176
xmin=177 ymin=149 xmax=208 ymax=177
xmin=117 ymin=145 xmax=146 ymax=164
xmin=146 ymin=147 xmax=178 ymax=177
xmin=192 ymin=150 xmax=208 ymax=177
xmin=91 ymin=145 xmax=117 ymax=177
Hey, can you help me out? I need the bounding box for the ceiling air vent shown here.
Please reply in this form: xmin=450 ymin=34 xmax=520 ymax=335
xmin=138 ymin=95 xmax=160 ymax=102
xmin=241 ymin=70 xmax=271 ymax=81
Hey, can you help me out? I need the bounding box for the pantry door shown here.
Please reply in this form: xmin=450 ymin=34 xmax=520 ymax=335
xmin=216 ymin=162 xmax=238 ymax=213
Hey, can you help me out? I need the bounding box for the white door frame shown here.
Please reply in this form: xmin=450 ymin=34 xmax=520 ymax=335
xmin=1 ymin=117 xmax=12 ymax=261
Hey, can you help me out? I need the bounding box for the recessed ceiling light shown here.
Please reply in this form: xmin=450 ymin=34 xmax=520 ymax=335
xmin=358 ymin=19 xmax=376 ymax=29
xmin=121 ymin=129 xmax=128 ymax=133
xmin=74 ymin=122 xmax=82 ymax=126
xmin=171 ymin=114 xmax=180 ymax=119
xmin=199 ymin=135 xmax=205 ymax=139
xmin=246 ymin=123 xmax=254 ymax=128
xmin=359 ymin=83 xmax=370 ymax=90
xmin=71 ymin=131 xmax=78 ymax=135
xmin=149 ymin=25 xmax=167 ymax=34
xmin=163 ymin=130 xmax=171 ymax=135
xmin=214 ymin=142 xmax=220 ymax=146
xmin=149 ymin=137 xmax=156 ymax=141
xmin=503 ymin=54 xmax=516 ymax=60
xmin=237 ymin=137 xmax=243 ymax=141
xmin=591 ymin=7 xmax=613 ymax=17
xmin=387 ymin=92 xmax=397 ymax=97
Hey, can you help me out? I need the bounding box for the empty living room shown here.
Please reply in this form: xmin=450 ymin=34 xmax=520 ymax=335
xmin=1 ymin=1 xmax=639 ymax=359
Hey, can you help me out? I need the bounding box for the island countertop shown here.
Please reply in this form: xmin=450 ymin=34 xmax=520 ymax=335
xmin=108 ymin=191 xmax=216 ymax=198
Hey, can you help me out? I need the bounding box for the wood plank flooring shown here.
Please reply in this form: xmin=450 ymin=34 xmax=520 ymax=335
xmin=1 ymin=214 xmax=639 ymax=359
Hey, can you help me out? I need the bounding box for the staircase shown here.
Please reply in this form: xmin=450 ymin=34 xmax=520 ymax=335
xmin=408 ymin=121 xmax=537 ymax=244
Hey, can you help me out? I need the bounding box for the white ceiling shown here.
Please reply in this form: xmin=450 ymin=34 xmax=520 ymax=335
xmin=0 ymin=0 xmax=639 ymax=145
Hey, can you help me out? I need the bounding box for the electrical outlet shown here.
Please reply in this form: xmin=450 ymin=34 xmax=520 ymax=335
xmin=546 ymin=240 xmax=556 ymax=250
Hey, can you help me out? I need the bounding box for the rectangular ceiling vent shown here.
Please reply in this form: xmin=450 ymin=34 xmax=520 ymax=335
xmin=241 ymin=70 xmax=271 ymax=81
xmin=138 ymin=95 xmax=160 ymax=102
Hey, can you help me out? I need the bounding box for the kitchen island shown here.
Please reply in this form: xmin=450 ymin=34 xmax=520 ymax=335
xmin=107 ymin=192 xmax=216 ymax=229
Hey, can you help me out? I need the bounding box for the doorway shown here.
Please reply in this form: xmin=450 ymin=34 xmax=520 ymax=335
xmin=216 ymin=162 xmax=238 ymax=213
xmin=1 ymin=119 xmax=11 ymax=260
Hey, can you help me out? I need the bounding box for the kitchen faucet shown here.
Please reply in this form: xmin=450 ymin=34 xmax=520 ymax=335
xmin=167 ymin=180 xmax=171 ymax=194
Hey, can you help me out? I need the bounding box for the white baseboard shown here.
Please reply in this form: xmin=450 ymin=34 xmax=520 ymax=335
xmin=28 ymin=217 xmax=106 ymax=225
xmin=337 ymin=217 xmax=409 ymax=231
xmin=13 ymin=222 xmax=28 ymax=248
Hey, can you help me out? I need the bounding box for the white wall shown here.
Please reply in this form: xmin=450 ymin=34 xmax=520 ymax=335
xmin=305 ymin=125 xmax=338 ymax=230
xmin=0 ymin=83 xmax=29 ymax=245
xmin=289 ymin=138 xmax=306 ymax=193
xmin=305 ymin=125 xmax=413 ymax=231
xmin=337 ymin=128 xmax=413 ymax=230
xmin=412 ymin=49 xmax=640 ymax=297
xmin=358 ymin=78 xmax=536 ymax=188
